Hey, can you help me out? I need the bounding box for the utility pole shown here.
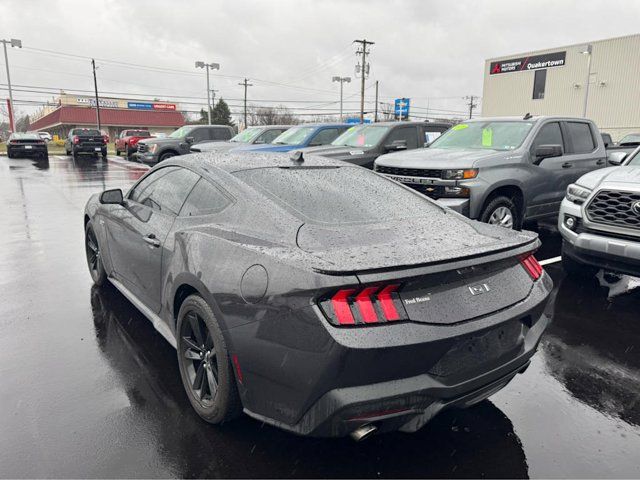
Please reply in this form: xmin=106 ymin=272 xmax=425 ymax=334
xmin=374 ymin=80 xmax=379 ymax=122
xmin=195 ymin=61 xmax=220 ymax=125
xmin=332 ymin=76 xmax=351 ymax=122
xmin=465 ymin=95 xmax=478 ymax=119
xmin=238 ymin=78 xmax=253 ymax=128
xmin=91 ymin=59 xmax=101 ymax=131
xmin=581 ymin=44 xmax=593 ymax=118
xmin=1 ymin=38 xmax=21 ymax=132
xmin=354 ymin=39 xmax=374 ymax=123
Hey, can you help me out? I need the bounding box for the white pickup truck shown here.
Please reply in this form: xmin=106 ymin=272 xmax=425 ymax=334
xmin=558 ymin=147 xmax=640 ymax=278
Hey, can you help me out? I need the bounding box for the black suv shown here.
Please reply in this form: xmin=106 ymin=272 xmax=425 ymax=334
xmin=300 ymin=121 xmax=451 ymax=169
xmin=136 ymin=125 xmax=234 ymax=164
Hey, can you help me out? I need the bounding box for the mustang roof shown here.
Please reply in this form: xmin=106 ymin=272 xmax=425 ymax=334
xmin=174 ymin=151 xmax=350 ymax=173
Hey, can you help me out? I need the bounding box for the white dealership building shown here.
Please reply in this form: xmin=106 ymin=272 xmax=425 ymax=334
xmin=481 ymin=33 xmax=640 ymax=141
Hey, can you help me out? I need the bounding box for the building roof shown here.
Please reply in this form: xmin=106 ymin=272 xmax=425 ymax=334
xmin=29 ymin=106 xmax=185 ymax=131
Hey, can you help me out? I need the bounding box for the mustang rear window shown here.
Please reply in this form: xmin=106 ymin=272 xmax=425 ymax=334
xmin=234 ymin=166 xmax=439 ymax=224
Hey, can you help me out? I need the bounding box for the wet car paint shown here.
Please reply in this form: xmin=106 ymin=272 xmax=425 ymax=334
xmin=1 ymin=154 xmax=640 ymax=477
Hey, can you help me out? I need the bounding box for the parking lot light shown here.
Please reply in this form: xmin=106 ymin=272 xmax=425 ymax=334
xmin=581 ymin=44 xmax=593 ymax=118
xmin=1 ymin=37 xmax=22 ymax=132
xmin=196 ymin=61 xmax=220 ymax=125
xmin=332 ymin=76 xmax=351 ymax=122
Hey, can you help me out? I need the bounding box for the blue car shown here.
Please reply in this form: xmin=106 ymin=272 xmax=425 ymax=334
xmin=231 ymin=123 xmax=350 ymax=153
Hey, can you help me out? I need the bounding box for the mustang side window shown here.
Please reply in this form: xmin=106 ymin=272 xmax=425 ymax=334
xmin=180 ymin=178 xmax=232 ymax=216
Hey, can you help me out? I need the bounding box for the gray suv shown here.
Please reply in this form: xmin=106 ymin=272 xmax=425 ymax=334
xmin=136 ymin=125 xmax=234 ymax=164
xmin=374 ymin=116 xmax=607 ymax=229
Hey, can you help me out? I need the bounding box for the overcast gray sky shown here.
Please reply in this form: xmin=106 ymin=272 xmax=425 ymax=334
xmin=1 ymin=0 xmax=640 ymax=123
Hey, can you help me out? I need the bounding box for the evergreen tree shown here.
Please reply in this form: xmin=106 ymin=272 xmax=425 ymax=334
xmin=211 ymin=98 xmax=234 ymax=126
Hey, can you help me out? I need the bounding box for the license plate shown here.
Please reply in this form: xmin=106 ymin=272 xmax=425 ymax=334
xmin=94 ymin=147 xmax=101 ymax=151
xmin=25 ymin=145 xmax=32 ymax=149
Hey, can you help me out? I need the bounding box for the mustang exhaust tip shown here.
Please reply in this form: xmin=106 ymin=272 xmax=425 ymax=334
xmin=350 ymin=424 xmax=378 ymax=442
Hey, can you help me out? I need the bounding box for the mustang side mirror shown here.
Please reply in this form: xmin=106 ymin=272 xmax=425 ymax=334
xmin=384 ymin=139 xmax=408 ymax=151
xmin=533 ymin=144 xmax=563 ymax=164
xmin=100 ymin=188 xmax=124 ymax=205
xmin=607 ymin=151 xmax=627 ymax=166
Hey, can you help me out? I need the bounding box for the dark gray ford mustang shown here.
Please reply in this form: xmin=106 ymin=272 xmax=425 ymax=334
xmin=83 ymin=152 xmax=552 ymax=439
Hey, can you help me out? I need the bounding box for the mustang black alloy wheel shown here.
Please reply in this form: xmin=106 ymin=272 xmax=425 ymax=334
xmin=176 ymin=295 xmax=242 ymax=423
xmin=85 ymin=221 xmax=107 ymax=286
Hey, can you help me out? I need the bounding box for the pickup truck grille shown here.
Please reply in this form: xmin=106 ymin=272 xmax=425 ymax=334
xmin=375 ymin=166 xmax=443 ymax=179
xmin=137 ymin=143 xmax=148 ymax=153
xmin=586 ymin=190 xmax=640 ymax=229
xmin=406 ymin=184 xmax=445 ymax=199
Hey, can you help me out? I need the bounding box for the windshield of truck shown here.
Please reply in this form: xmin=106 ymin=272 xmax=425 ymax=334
xmin=230 ymin=127 xmax=262 ymax=143
xmin=73 ymin=129 xmax=101 ymax=136
xmin=626 ymin=147 xmax=640 ymax=166
xmin=272 ymin=126 xmax=315 ymax=145
xmin=169 ymin=126 xmax=195 ymax=138
xmin=618 ymin=134 xmax=640 ymax=146
xmin=429 ymin=121 xmax=534 ymax=151
xmin=128 ymin=130 xmax=150 ymax=137
xmin=331 ymin=125 xmax=390 ymax=148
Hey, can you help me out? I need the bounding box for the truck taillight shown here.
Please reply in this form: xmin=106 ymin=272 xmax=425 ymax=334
xmin=319 ymin=283 xmax=408 ymax=326
xmin=73 ymin=135 xmax=80 ymax=144
xmin=102 ymin=135 xmax=108 ymax=144
xmin=520 ymin=253 xmax=543 ymax=280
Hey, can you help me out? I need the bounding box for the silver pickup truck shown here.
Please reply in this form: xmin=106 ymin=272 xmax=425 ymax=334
xmin=558 ymin=147 xmax=640 ymax=278
xmin=374 ymin=116 xmax=608 ymax=229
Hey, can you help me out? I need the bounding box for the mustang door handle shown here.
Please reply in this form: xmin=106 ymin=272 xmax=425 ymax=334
xmin=561 ymin=162 xmax=573 ymax=168
xmin=143 ymin=234 xmax=160 ymax=247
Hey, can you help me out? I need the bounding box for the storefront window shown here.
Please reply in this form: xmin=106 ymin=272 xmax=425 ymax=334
xmin=533 ymin=69 xmax=547 ymax=99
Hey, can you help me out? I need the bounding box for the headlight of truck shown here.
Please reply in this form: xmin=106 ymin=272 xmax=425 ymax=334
xmin=442 ymin=169 xmax=478 ymax=180
xmin=149 ymin=144 xmax=158 ymax=153
xmin=566 ymin=184 xmax=591 ymax=204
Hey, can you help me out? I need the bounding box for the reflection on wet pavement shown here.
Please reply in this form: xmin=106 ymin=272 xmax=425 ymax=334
xmin=1 ymin=155 xmax=639 ymax=478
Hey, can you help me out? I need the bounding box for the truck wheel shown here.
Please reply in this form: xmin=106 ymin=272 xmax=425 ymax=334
xmin=480 ymin=196 xmax=521 ymax=230
xmin=561 ymin=243 xmax=598 ymax=279
xmin=72 ymin=150 xmax=78 ymax=161
xmin=115 ymin=149 xmax=120 ymax=156
xmin=176 ymin=294 xmax=242 ymax=424
xmin=159 ymin=151 xmax=176 ymax=162
xmin=65 ymin=148 xmax=71 ymax=156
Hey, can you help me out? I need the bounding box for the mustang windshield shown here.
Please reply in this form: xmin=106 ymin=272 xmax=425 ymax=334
xmin=234 ymin=166 xmax=438 ymax=224
xmin=429 ymin=121 xmax=534 ymax=151
xmin=331 ymin=125 xmax=390 ymax=148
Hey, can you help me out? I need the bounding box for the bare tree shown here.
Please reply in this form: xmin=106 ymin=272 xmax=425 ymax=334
xmin=306 ymin=114 xmax=339 ymax=123
xmin=248 ymin=105 xmax=299 ymax=126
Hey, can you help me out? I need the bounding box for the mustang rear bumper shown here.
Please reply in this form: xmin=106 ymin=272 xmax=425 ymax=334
xmin=237 ymin=273 xmax=552 ymax=437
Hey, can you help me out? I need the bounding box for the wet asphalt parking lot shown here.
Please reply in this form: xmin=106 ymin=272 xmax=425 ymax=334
xmin=1 ymin=154 xmax=639 ymax=478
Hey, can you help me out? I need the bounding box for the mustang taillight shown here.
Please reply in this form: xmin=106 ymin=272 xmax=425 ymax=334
xmin=321 ymin=284 xmax=408 ymax=326
xmin=520 ymin=253 xmax=543 ymax=280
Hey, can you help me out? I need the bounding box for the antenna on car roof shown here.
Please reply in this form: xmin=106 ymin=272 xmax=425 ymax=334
xmin=290 ymin=151 xmax=304 ymax=164
xmin=523 ymin=113 xmax=533 ymax=120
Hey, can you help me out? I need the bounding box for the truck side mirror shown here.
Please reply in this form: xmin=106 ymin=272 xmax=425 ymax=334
xmin=185 ymin=136 xmax=195 ymax=144
xmin=533 ymin=144 xmax=563 ymax=164
xmin=607 ymin=151 xmax=627 ymax=165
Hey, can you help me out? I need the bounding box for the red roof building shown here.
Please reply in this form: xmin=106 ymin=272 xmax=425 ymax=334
xmin=29 ymin=96 xmax=185 ymax=140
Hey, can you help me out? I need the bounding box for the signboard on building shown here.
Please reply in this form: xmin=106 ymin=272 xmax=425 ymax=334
xmin=76 ymin=97 xmax=119 ymax=108
xmin=127 ymin=102 xmax=177 ymax=111
xmin=490 ymin=51 xmax=566 ymax=75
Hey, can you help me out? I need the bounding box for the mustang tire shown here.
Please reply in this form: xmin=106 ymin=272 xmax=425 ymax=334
xmin=176 ymin=294 xmax=242 ymax=424
xmin=85 ymin=221 xmax=107 ymax=286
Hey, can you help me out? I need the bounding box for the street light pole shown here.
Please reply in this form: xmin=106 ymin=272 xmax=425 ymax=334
xmin=195 ymin=61 xmax=220 ymax=125
xmin=1 ymin=38 xmax=22 ymax=132
xmin=581 ymin=44 xmax=593 ymax=118
xmin=332 ymin=76 xmax=351 ymax=122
